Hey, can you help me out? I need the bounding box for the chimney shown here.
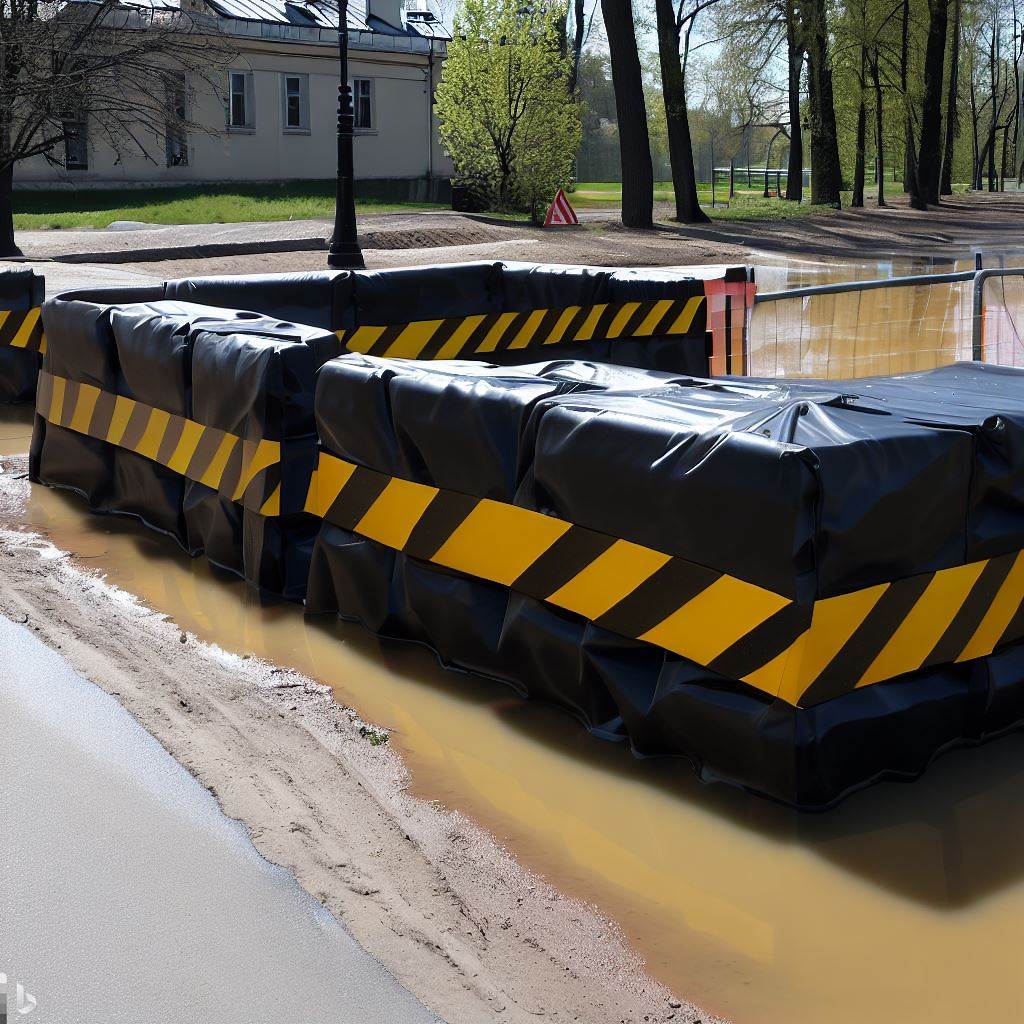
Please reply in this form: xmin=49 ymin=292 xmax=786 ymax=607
xmin=365 ymin=0 xmax=404 ymax=30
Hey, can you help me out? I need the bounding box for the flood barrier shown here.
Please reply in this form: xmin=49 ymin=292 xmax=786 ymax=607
xmin=29 ymin=260 xmax=1024 ymax=807
xmin=0 ymin=269 xmax=46 ymax=404
xmin=31 ymin=262 xmax=741 ymax=596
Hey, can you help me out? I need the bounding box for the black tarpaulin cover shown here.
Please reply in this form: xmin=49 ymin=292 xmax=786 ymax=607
xmin=306 ymin=358 xmax=1024 ymax=808
xmin=31 ymin=294 xmax=342 ymax=596
xmin=0 ymin=268 xmax=46 ymax=404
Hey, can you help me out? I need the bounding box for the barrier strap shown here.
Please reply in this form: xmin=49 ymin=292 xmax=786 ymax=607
xmin=0 ymin=307 xmax=45 ymax=354
xmin=335 ymin=296 xmax=706 ymax=360
xmin=36 ymin=372 xmax=281 ymax=515
xmin=305 ymin=449 xmax=1024 ymax=708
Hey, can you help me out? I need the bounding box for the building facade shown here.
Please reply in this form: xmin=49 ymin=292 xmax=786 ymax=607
xmin=15 ymin=0 xmax=452 ymax=191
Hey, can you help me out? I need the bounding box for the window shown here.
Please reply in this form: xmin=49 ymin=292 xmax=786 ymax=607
xmin=349 ymin=78 xmax=374 ymax=130
xmin=227 ymin=71 xmax=254 ymax=129
xmin=62 ymin=108 xmax=88 ymax=170
xmin=166 ymin=82 xmax=189 ymax=167
xmin=281 ymin=73 xmax=309 ymax=132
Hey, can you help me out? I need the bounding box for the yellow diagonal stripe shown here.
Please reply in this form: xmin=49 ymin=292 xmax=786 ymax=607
xmin=957 ymin=551 xmax=1024 ymax=662
xmin=431 ymin=499 xmax=571 ymax=586
xmin=198 ymin=433 xmax=238 ymax=490
xmin=574 ymin=304 xmax=607 ymax=341
xmin=48 ymin=374 xmax=66 ymax=425
xmin=475 ymin=313 xmax=519 ymax=354
xmin=435 ymin=315 xmax=486 ymax=360
xmin=507 ymin=309 xmax=547 ymax=350
xmin=857 ymin=560 xmax=988 ymax=688
xmin=233 ymin=438 xmax=281 ymax=501
xmin=260 ymin=484 xmax=282 ymax=516
xmin=606 ymin=302 xmax=641 ymax=339
xmin=69 ymin=382 xmax=101 ymax=435
xmin=305 ymin=453 xmax=357 ymax=517
xmin=384 ymin=320 xmax=443 ymax=359
xmin=633 ymin=299 xmax=675 ymax=337
xmin=668 ymin=296 xmax=703 ymax=334
xmin=775 ymin=584 xmax=888 ymax=705
xmin=640 ymin=576 xmax=790 ymax=666
xmin=547 ymin=540 xmax=670 ymax=620
xmin=106 ymin=395 xmax=137 ymax=446
xmin=355 ymin=477 xmax=439 ymax=550
xmin=543 ymin=306 xmax=581 ymax=345
xmin=167 ymin=420 xmax=206 ymax=476
xmin=135 ymin=408 xmax=170 ymax=462
xmin=10 ymin=307 xmax=41 ymax=349
xmin=344 ymin=326 xmax=388 ymax=354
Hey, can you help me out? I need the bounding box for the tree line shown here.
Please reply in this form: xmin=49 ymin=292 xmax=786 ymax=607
xmin=437 ymin=0 xmax=1024 ymax=226
xmin=599 ymin=0 xmax=1024 ymax=226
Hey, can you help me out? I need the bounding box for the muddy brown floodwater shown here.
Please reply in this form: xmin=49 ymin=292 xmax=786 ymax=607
xmin=2 ymin=443 xmax=1023 ymax=1023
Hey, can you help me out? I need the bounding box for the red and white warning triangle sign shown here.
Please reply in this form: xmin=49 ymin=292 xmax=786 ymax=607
xmin=543 ymin=188 xmax=579 ymax=227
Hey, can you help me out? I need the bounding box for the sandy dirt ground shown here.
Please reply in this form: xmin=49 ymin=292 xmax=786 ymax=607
xmin=99 ymin=192 xmax=1024 ymax=280
xmin=0 ymin=458 xmax=707 ymax=1024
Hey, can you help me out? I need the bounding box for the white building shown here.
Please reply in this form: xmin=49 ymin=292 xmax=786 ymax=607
xmin=15 ymin=0 xmax=452 ymax=198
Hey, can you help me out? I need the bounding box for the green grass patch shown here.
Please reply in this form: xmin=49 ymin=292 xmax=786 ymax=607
xmin=705 ymin=195 xmax=840 ymax=222
xmin=13 ymin=182 xmax=443 ymax=229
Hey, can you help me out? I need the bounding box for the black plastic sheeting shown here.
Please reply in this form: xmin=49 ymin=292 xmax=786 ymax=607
xmin=163 ymin=261 xmax=736 ymax=373
xmin=31 ymin=290 xmax=341 ymax=597
xmin=0 ymin=268 xmax=45 ymax=404
xmin=32 ymin=262 xmax=739 ymax=598
xmin=305 ymin=358 xmax=1024 ymax=809
xmin=34 ymin=264 xmax=1024 ymax=808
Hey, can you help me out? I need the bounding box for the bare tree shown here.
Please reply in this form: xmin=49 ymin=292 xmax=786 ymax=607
xmin=0 ymin=0 xmax=237 ymax=255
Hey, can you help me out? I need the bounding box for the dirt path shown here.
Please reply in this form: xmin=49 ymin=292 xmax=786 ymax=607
xmin=0 ymin=459 xmax=704 ymax=1024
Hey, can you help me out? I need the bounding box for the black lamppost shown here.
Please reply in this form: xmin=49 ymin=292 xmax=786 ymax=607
xmin=328 ymin=0 xmax=365 ymax=268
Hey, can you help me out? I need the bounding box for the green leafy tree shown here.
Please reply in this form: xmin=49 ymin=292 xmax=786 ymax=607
xmin=435 ymin=0 xmax=582 ymax=217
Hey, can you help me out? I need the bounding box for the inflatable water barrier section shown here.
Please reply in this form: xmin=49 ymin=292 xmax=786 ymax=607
xmin=26 ymin=261 xmax=1024 ymax=808
xmin=0 ymin=268 xmax=46 ymax=404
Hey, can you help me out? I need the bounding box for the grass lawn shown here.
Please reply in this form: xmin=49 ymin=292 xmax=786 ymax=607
xmin=572 ymin=180 xmax=841 ymax=222
xmin=13 ymin=182 xmax=444 ymax=230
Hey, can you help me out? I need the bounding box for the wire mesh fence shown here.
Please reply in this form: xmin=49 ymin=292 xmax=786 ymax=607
xmin=747 ymin=262 xmax=1024 ymax=379
xmin=748 ymin=280 xmax=977 ymax=378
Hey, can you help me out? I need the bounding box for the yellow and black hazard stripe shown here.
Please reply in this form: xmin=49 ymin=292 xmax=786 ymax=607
xmin=335 ymin=297 xmax=706 ymax=361
xmin=37 ymin=371 xmax=281 ymax=515
xmin=305 ymin=449 xmax=1024 ymax=708
xmin=0 ymin=306 xmax=45 ymax=354
xmin=37 ymin=372 xmax=1024 ymax=708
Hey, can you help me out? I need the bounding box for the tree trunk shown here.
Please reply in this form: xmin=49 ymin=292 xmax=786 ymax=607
xmin=566 ymin=0 xmax=586 ymax=95
xmin=901 ymin=0 xmax=917 ymax=192
xmin=871 ymin=55 xmax=886 ymax=206
xmin=852 ymin=38 xmax=867 ymax=207
xmin=785 ymin=0 xmax=804 ymax=201
xmin=0 ymin=162 xmax=18 ymax=258
xmin=914 ymin=0 xmax=949 ymax=208
xmin=970 ymin=72 xmax=981 ymax=188
xmin=601 ymin=0 xmax=653 ymax=228
xmin=940 ymin=0 xmax=961 ymax=195
xmin=803 ymin=0 xmax=843 ymax=205
xmin=655 ymin=0 xmax=709 ymax=223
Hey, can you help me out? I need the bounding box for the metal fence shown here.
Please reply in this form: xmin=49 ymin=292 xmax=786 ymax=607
xmin=747 ymin=263 xmax=1024 ymax=379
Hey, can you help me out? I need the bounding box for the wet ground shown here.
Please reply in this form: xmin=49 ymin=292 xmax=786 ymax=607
xmin=0 ymin=613 xmax=438 ymax=1024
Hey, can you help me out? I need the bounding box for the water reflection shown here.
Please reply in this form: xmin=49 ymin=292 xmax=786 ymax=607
xmin=0 ymin=404 xmax=33 ymax=456
xmin=3 ymin=477 xmax=1022 ymax=1024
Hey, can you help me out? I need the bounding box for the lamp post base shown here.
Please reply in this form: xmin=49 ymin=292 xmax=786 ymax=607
xmin=326 ymin=242 xmax=365 ymax=269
